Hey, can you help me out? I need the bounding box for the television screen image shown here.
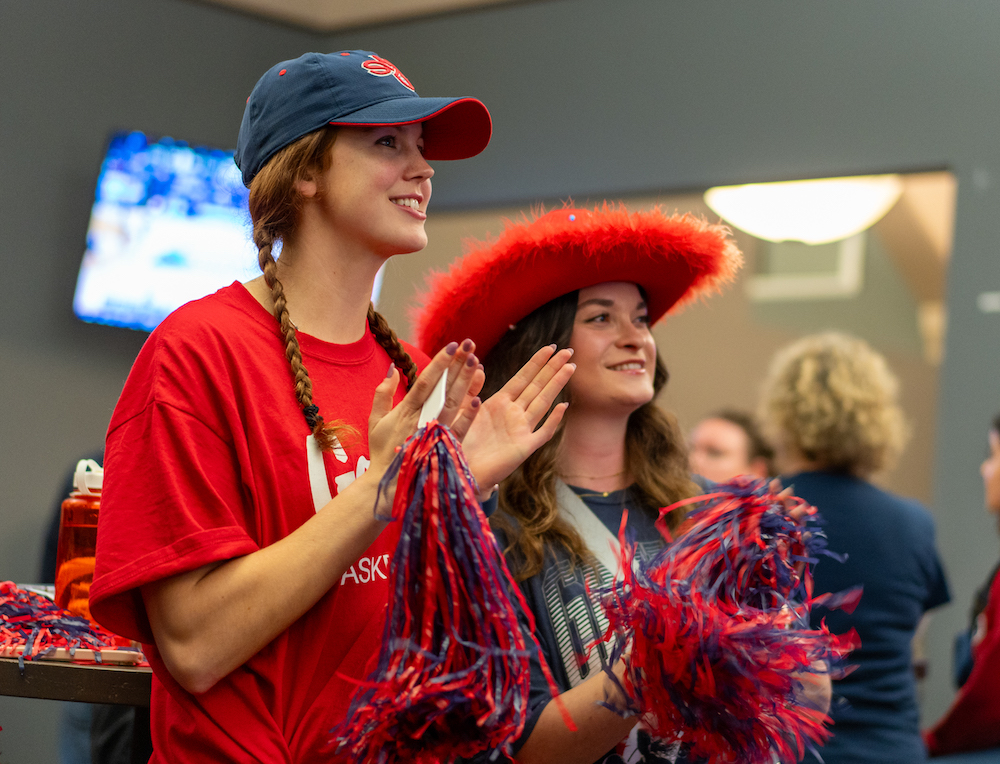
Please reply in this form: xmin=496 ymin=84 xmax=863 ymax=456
xmin=74 ymin=131 xmax=386 ymax=332
xmin=73 ymin=131 xmax=260 ymax=331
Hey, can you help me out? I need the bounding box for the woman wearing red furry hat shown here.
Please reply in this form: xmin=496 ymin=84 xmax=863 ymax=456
xmin=413 ymin=204 xmax=832 ymax=764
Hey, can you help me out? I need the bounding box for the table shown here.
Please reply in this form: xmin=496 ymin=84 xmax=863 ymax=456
xmin=0 ymin=656 xmax=151 ymax=706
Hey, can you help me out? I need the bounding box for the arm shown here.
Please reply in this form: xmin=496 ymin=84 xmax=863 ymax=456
xmin=795 ymin=665 xmax=832 ymax=715
xmin=516 ymin=661 xmax=636 ymax=764
xmin=141 ymin=342 xmax=575 ymax=695
xmin=142 ymin=471 xmax=386 ymax=693
xmin=142 ymin=343 xmax=483 ymax=694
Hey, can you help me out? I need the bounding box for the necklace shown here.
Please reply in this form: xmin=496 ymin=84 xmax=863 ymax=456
xmin=558 ymin=470 xmax=628 ymax=498
xmin=557 ymin=469 xmax=626 ymax=480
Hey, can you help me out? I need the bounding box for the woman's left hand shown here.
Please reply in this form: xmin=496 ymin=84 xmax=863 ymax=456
xmin=794 ymin=662 xmax=833 ymax=715
xmin=460 ymin=345 xmax=576 ymax=493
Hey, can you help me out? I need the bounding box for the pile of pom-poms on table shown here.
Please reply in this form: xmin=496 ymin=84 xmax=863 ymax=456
xmin=0 ymin=581 xmax=135 ymax=670
xmin=332 ymin=422 xmax=570 ymax=764
xmin=598 ymin=478 xmax=861 ymax=764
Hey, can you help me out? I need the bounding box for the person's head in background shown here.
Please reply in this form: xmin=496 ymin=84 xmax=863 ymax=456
xmin=758 ymin=331 xmax=908 ymax=479
xmin=688 ymin=409 xmax=774 ymax=483
xmin=980 ymin=413 xmax=1000 ymax=516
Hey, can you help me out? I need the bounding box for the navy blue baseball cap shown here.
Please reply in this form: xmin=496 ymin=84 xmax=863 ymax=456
xmin=235 ymin=50 xmax=492 ymax=187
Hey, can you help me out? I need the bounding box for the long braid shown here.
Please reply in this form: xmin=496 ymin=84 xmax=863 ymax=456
xmin=255 ymin=226 xmax=353 ymax=451
xmin=247 ymin=126 xmax=358 ymax=453
xmin=368 ymin=305 xmax=418 ymax=388
xmin=248 ymin=126 xmax=417 ymax=453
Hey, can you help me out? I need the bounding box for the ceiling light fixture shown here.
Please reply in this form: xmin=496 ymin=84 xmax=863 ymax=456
xmin=704 ymin=174 xmax=904 ymax=245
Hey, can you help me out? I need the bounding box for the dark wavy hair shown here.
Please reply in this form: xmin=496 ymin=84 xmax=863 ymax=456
xmin=484 ymin=290 xmax=699 ymax=581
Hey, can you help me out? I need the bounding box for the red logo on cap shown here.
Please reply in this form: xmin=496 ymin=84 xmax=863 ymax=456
xmin=362 ymin=55 xmax=415 ymax=92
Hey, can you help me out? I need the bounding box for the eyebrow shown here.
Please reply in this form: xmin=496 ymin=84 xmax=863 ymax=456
xmin=576 ymin=298 xmax=648 ymax=311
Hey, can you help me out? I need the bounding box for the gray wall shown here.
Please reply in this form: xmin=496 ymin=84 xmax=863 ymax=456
xmin=2 ymin=0 xmax=999 ymax=758
xmin=0 ymin=1 xmax=320 ymax=759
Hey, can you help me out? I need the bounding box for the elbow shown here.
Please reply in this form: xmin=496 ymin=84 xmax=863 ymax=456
xmin=159 ymin=645 xmax=225 ymax=695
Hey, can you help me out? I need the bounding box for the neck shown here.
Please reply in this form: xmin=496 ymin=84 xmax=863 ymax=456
xmin=557 ymin=410 xmax=631 ymax=493
xmin=777 ymin=448 xmax=824 ymax=476
xmin=247 ymin=230 xmax=386 ymax=345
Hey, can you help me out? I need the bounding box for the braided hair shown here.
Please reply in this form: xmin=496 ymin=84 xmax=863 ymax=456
xmin=248 ymin=126 xmax=419 ymax=451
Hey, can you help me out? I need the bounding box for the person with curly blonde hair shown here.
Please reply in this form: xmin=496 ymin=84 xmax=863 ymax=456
xmin=759 ymin=331 xmax=950 ymax=764
xmin=760 ymin=331 xmax=907 ymax=477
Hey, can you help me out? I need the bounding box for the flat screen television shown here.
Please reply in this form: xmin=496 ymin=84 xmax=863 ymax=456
xmin=73 ymin=131 xmax=258 ymax=331
xmin=74 ymin=130 xmax=387 ymax=332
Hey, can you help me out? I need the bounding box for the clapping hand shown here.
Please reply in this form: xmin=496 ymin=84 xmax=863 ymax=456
xmin=461 ymin=344 xmax=576 ymax=494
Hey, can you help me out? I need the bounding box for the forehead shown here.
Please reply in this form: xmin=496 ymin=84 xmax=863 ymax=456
xmin=693 ymin=418 xmax=750 ymax=446
xmin=576 ymin=281 xmax=643 ymax=305
xmin=339 ymin=122 xmax=425 ymax=140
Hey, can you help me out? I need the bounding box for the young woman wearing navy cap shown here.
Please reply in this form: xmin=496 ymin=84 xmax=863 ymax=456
xmin=90 ymin=51 xmax=573 ymax=762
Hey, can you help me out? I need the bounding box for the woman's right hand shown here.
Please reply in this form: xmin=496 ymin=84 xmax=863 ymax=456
xmin=460 ymin=345 xmax=576 ymax=492
xmin=366 ymin=339 xmax=485 ymax=476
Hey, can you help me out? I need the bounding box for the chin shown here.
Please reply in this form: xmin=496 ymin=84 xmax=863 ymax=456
xmin=615 ymin=393 xmax=655 ymax=415
xmin=376 ymin=235 xmax=428 ymax=257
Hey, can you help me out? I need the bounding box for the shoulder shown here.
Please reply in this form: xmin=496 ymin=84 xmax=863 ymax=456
xmin=111 ymin=284 xmax=278 ymax=430
xmin=863 ymin=481 xmax=937 ymax=530
xmin=153 ymin=282 xmax=269 ymax=345
xmin=690 ymin=473 xmax=716 ymax=493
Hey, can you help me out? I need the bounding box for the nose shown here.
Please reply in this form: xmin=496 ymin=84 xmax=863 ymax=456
xmin=616 ymin=320 xmax=649 ymax=349
xmin=407 ymin=146 xmax=434 ymax=183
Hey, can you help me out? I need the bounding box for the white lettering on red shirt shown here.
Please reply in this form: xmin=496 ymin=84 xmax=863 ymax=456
xmin=340 ymin=553 xmax=390 ymax=586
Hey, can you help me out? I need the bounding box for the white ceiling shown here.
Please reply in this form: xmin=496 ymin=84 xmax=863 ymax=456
xmin=198 ymin=0 xmax=522 ymax=31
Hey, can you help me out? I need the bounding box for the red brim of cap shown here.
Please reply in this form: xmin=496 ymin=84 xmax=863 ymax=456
xmin=330 ymin=98 xmax=492 ymax=161
xmin=411 ymin=204 xmax=743 ymax=358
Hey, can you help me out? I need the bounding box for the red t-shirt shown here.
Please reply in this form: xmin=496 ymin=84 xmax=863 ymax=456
xmin=924 ymin=571 xmax=1000 ymax=756
xmin=91 ymin=282 xmax=427 ymax=763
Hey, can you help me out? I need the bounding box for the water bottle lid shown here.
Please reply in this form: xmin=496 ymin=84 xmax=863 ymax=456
xmin=73 ymin=459 xmax=103 ymax=495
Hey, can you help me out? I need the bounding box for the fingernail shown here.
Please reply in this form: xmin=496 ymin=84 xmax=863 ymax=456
xmin=466 ymin=354 xmax=477 ymax=367
xmin=566 ymin=347 xmax=574 ymax=356
xmin=478 ymin=363 xmax=485 ymax=371
xmin=462 ymin=339 xmax=473 ymax=352
xmin=568 ymin=363 xmax=577 ymax=370
xmin=471 ymin=397 xmax=481 ymax=409
xmin=446 ymin=342 xmax=458 ymax=355
xmin=386 ymin=362 xmax=395 ymax=378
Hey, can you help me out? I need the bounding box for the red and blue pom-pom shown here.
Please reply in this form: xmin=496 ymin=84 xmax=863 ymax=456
xmin=333 ymin=422 xmax=568 ymax=763
xmin=0 ymin=581 xmax=131 ymax=670
xmin=599 ymin=478 xmax=861 ymax=764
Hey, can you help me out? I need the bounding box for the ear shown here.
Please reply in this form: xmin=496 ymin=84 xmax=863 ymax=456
xmin=294 ymin=175 xmax=319 ymax=199
xmin=749 ymin=457 xmax=771 ymax=480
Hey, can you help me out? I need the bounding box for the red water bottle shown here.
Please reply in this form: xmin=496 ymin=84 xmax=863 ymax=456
xmin=54 ymin=459 xmax=102 ymax=623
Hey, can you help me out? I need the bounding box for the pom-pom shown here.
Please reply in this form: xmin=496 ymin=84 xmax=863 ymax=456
xmin=599 ymin=478 xmax=860 ymax=764
xmin=333 ymin=422 xmax=569 ymax=763
xmin=0 ymin=581 xmax=135 ymax=670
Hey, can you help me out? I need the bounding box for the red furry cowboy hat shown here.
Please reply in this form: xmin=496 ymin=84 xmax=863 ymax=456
xmin=411 ymin=204 xmax=743 ymax=358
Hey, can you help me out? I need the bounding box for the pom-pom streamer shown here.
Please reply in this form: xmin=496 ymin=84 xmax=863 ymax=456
xmin=599 ymin=478 xmax=861 ymax=764
xmin=333 ymin=422 xmax=570 ymax=763
xmin=0 ymin=581 xmax=135 ymax=670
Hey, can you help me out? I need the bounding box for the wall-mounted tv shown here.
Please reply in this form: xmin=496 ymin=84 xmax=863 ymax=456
xmin=74 ymin=130 xmax=387 ymax=332
xmin=73 ymin=131 xmax=258 ymax=331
